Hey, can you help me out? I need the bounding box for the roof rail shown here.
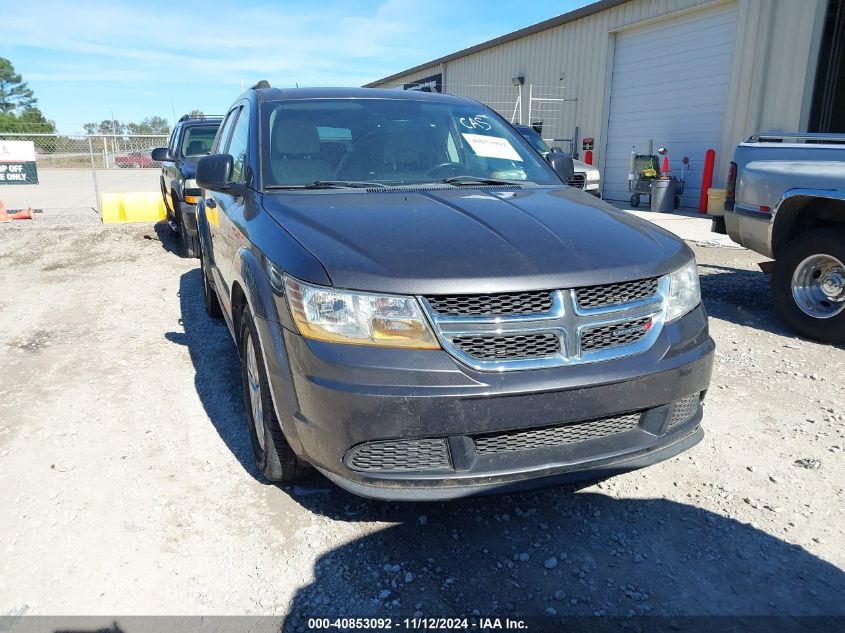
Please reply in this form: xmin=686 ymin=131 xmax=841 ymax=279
xmin=251 ymin=80 xmax=271 ymax=90
xmin=749 ymin=131 xmax=845 ymax=143
xmin=177 ymin=113 xmax=225 ymax=122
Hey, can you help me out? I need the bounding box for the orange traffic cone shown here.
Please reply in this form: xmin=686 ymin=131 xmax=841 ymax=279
xmin=0 ymin=202 xmax=33 ymax=222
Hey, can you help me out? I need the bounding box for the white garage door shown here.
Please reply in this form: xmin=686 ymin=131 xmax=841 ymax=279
xmin=603 ymin=3 xmax=737 ymax=207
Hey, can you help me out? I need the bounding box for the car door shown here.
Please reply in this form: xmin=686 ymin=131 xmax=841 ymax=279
xmin=206 ymin=103 xmax=249 ymax=312
xmin=161 ymin=126 xmax=179 ymax=211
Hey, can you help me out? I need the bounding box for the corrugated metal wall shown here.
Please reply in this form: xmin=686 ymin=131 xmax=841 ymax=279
xmin=369 ymin=0 xmax=825 ymax=196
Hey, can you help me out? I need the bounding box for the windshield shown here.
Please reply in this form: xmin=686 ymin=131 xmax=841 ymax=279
xmin=516 ymin=126 xmax=551 ymax=155
xmin=181 ymin=125 xmax=219 ymax=157
xmin=261 ymin=98 xmax=560 ymax=188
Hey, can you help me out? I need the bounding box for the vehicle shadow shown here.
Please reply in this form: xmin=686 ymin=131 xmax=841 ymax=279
xmin=142 ymin=220 xmax=182 ymax=257
xmin=165 ymin=268 xmax=263 ymax=482
xmin=697 ymin=263 xmax=793 ymax=337
xmin=279 ymin=489 xmax=845 ymax=628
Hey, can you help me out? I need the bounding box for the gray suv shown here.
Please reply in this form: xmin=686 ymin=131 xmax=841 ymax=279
xmin=194 ymin=84 xmax=714 ymax=500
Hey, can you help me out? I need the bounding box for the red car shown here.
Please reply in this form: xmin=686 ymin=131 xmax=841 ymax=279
xmin=114 ymin=150 xmax=154 ymax=168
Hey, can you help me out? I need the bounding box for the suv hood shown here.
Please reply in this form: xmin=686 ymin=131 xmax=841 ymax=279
xmin=262 ymin=187 xmax=690 ymax=295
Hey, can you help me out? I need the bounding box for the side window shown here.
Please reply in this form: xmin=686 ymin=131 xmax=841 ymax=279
xmin=168 ymin=126 xmax=180 ymax=154
xmin=446 ymin=132 xmax=459 ymax=163
xmin=213 ymin=109 xmax=238 ymax=154
xmin=225 ymin=108 xmax=250 ymax=183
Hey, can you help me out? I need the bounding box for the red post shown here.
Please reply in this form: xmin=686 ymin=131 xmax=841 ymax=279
xmin=584 ymin=150 xmax=593 ymax=165
xmin=699 ymin=149 xmax=716 ymax=213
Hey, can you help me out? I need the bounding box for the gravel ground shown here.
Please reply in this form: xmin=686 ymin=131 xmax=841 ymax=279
xmin=0 ymin=219 xmax=843 ymax=627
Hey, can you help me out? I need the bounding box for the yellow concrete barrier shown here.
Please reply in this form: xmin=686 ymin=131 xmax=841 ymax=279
xmin=101 ymin=192 xmax=167 ymax=224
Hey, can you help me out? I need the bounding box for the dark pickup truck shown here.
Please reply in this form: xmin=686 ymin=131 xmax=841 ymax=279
xmin=151 ymin=114 xmax=223 ymax=257
xmin=194 ymin=83 xmax=714 ymax=500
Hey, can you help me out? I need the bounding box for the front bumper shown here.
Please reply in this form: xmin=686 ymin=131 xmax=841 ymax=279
xmin=180 ymin=202 xmax=198 ymax=236
xmin=259 ymin=305 xmax=714 ymax=500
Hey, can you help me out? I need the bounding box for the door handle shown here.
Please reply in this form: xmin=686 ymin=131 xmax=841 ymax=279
xmin=205 ymin=198 xmax=217 ymax=208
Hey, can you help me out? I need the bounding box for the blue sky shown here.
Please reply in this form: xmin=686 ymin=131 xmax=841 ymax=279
xmin=1 ymin=0 xmax=590 ymax=133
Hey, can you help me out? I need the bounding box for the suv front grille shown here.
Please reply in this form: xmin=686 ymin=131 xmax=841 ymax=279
xmin=567 ymin=173 xmax=586 ymax=189
xmin=424 ymin=290 xmax=553 ymax=317
xmin=345 ymin=438 xmax=450 ymax=472
xmin=575 ymin=277 xmax=659 ymax=310
xmin=581 ymin=317 xmax=652 ymax=352
xmin=474 ymin=412 xmax=641 ymax=454
xmin=420 ymin=276 xmax=667 ymax=371
xmin=453 ymin=332 xmax=560 ymax=361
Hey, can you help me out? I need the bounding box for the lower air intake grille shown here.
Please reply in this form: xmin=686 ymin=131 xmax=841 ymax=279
xmin=575 ymin=277 xmax=659 ymax=310
xmin=474 ymin=412 xmax=641 ymax=454
xmin=581 ymin=317 xmax=651 ymax=352
xmin=453 ymin=332 xmax=560 ymax=360
xmin=668 ymin=394 xmax=700 ymax=428
xmin=345 ymin=438 xmax=451 ymax=472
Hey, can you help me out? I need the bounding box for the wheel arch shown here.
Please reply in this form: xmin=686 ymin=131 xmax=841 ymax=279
xmin=772 ymin=190 xmax=845 ymax=258
xmin=232 ymin=246 xmax=305 ymax=455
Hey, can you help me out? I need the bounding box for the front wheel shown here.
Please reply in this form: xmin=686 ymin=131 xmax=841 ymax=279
xmin=240 ymin=308 xmax=308 ymax=482
xmin=771 ymin=228 xmax=845 ymax=344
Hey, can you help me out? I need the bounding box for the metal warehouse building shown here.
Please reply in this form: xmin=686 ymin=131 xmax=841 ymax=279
xmin=365 ymin=0 xmax=844 ymax=207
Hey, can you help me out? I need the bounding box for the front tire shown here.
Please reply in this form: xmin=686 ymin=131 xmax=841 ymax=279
xmin=771 ymin=228 xmax=845 ymax=344
xmin=239 ymin=308 xmax=307 ymax=482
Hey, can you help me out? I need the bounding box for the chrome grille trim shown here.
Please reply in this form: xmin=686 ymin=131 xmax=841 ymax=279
xmin=567 ymin=173 xmax=587 ymax=189
xmin=419 ymin=276 xmax=669 ymax=372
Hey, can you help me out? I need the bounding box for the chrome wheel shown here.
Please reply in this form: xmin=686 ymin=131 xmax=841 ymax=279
xmin=791 ymin=254 xmax=845 ymax=319
xmin=244 ymin=332 xmax=265 ymax=450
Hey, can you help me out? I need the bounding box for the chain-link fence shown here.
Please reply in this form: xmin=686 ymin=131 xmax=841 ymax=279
xmin=0 ymin=133 xmax=169 ymax=169
xmin=0 ymin=133 xmax=168 ymax=217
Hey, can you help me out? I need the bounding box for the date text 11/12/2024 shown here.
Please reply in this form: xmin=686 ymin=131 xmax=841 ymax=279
xmin=306 ymin=617 xmax=529 ymax=630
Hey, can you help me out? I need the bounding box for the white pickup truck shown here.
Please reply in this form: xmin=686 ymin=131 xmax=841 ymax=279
xmin=725 ymin=132 xmax=845 ymax=344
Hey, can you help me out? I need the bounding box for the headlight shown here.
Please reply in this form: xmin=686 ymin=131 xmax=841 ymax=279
xmin=666 ymin=260 xmax=701 ymax=322
xmin=183 ymin=179 xmax=200 ymax=204
xmin=283 ymin=276 xmax=440 ymax=349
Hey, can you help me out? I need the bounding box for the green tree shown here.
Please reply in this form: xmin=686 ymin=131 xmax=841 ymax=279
xmin=83 ymin=119 xmax=125 ymax=135
xmin=0 ymin=57 xmax=36 ymax=113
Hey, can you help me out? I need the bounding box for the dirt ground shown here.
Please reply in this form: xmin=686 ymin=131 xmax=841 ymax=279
xmin=0 ymin=218 xmax=843 ymax=628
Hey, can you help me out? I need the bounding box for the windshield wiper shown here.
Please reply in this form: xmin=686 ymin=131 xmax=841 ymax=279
xmin=439 ymin=175 xmax=517 ymax=186
xmin=266 ymin=180 xmax=388 ymax=190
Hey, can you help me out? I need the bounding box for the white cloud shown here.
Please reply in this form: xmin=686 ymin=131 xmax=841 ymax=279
xmin=2 ymin=0 xmax=467 ymax=87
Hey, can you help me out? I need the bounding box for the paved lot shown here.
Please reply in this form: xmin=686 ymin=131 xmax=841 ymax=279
xmin=0 ymin=215 xmax=843 ymax=627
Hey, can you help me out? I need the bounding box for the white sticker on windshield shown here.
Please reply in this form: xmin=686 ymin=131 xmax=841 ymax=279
xmin=462 ymin=133 xmax=523 ymax=161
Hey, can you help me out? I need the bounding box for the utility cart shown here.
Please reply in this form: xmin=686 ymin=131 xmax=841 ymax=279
xmin=628 ymin=153 xmax=683 ymax=209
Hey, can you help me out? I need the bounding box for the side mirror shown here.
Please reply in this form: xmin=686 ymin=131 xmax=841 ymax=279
xmin=151 ymin=147 xmax=174 ymax=162
xmin=549 ymin=146 xmax=564 ymax=154
xmin=196 ymin=154 xmax=241 ymax=193
xmin=547 ymin=152 xmax=575 ymax=181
